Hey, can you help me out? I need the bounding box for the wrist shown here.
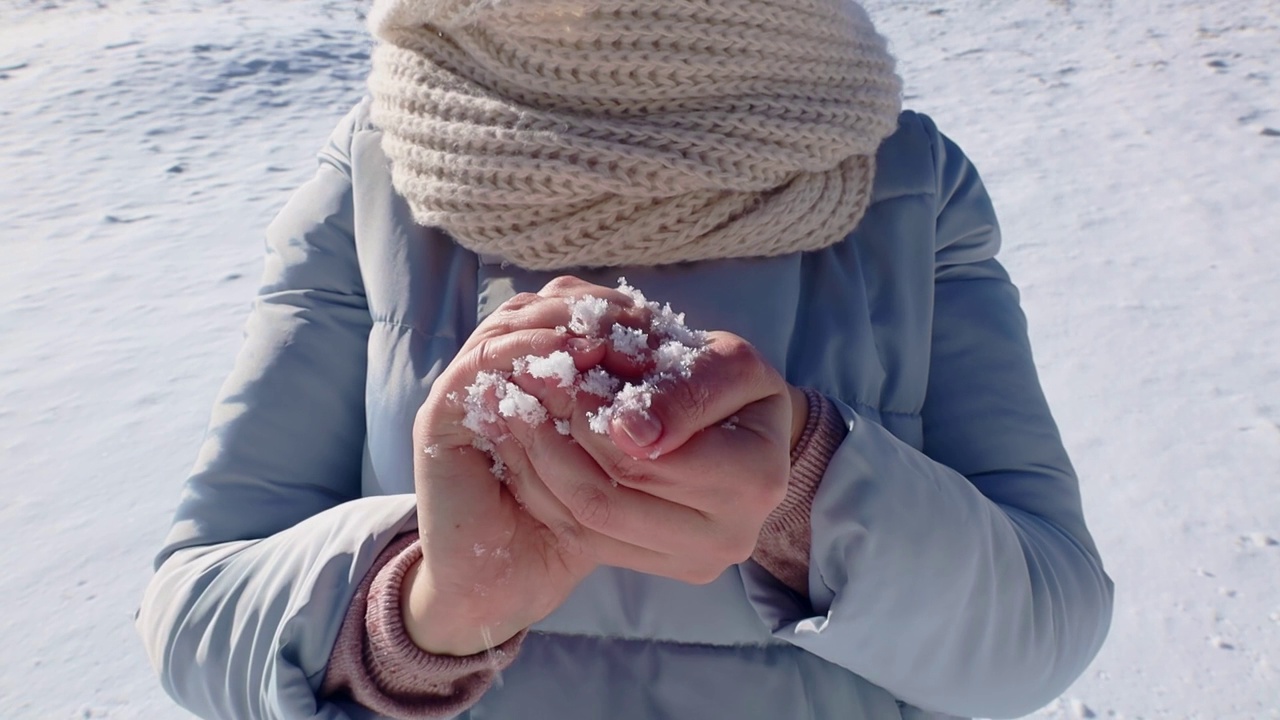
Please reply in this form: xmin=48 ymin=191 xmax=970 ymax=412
xmin=401 ymin=556 xmax=522 ymax=657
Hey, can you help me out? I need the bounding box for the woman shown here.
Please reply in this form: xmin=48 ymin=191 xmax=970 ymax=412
xmin=136 ymin=1 xmax=1114 ymax=718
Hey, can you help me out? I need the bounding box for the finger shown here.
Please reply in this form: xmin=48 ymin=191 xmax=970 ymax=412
xmin=443 ymin=328 xmax=589 ymax=393
xmin=607 ymin=398 xmax=791 ymax=511
xmin=503 ymin=403 xmax=714 ymax=556
xmin=588 ymin=531 xmax=731 ymax=586
xmin=491 ymin=424 xmax=689 ymax=575
xmin=606 ymin=331 xmax=786 ymax=459
xmin=535 ymin=275 xmax=639 ymax=307
xmin=464 ymin=285 xmax=651 ymax=357
xmin=508 ymin=342 xmax=647 ymax=421
xmin=412 ymin=442 xmax=508 ymax=547
xmin=488 ymin=429 xmax=579 ymax=536
xmin=567 ymin=414 xmax=724 ymax=511
xmin=418 ymin=329 xmax=574 ymax=449
xmin=508 ymin=338 xmax=609 ymax=419
xmin=534 ymin=277 xmax=673 ymax=378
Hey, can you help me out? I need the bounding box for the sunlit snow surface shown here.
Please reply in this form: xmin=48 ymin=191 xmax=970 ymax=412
xmin=1 ymin=1 xmax=1277 ymax=718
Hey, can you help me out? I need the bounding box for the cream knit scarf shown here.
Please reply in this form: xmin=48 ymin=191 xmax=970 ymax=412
xmin=368 ymin=0 xmax=902 ymax=270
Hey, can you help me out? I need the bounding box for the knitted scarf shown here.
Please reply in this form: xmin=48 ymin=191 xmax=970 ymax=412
xmin=367 ymin=0 xmax=902 ymax=270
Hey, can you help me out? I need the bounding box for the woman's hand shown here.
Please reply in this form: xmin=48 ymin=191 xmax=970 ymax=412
xmin=406 ymin=284 xmax=648 ymax=656
xmin=503 ymin=325 xmax=796 ymax=586
xmin=406 ymin=275 xmax=800 ymax=656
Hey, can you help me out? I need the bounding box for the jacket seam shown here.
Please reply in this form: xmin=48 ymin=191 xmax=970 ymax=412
xmin=835 ymin=395 xmax=920 ymax=420
xmin=371 ymin=317 xmax=459 ymax=341
xmin=526 ymin=630 xmax=786 ymax=652
xmin=872 ymin=188 xmax=932 ymax=204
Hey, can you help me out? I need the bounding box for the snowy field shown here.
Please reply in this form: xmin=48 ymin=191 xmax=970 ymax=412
xmin=1 ymin=0 xmax=1277 ymax=718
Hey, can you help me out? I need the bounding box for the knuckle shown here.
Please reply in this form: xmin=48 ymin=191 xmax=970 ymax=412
xmin=670 ymin=376 xmax=714 ymax=420
xmin=719 ymin=335 xmax=767 ymax=380
xmin=413 ymin=397 xmax=453 ymax=446
xmin=704 ymin=335 xmax=776 ymax=396
xmin=519 ymin=423 xmax=554 ymax=464
xmin=601 ymin=453 xmax=647 ymax=487
xmin=482 ymin=293 xmax=541 ymax=334
xmin=474 ymin=337 xmax=503 ymax=368
xmin=546 ymin=521 xmax=586 ymax=557
xmin=413 ymin=420 xmax=440 ymax=452
xmin=540 ymin=275 xmax=584 ymax=296
xmin=569 ymin=484 xmax=612 ymax=529
xmin=501 ymin=291 xmax=542 ymax=312
xmin=741 ymin=463 xmax=789 ymax=515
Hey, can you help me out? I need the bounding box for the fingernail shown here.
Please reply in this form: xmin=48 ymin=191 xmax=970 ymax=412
xmin=619 ymin=411 xmax=662 ymax=448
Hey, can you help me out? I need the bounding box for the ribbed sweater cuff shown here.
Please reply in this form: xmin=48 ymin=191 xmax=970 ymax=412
xmin=322 ymin=533 xmax=526 ymax=719
xmin=751 ymin=388 xmax=847 ymax=598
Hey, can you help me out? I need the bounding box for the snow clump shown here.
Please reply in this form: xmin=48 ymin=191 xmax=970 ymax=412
xmin=518 ymin=350 xmax=579 ymax=390
xmin=459 ymin=278 xmax=709 ymax=477
xmin=567 ymin=295 xmax=611 ymax=336
xmin=580 ymin=277 xmax=707 ymax=438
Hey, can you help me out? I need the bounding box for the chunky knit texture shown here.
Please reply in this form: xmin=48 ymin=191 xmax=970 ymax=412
xmin=368 ymin=0 xmax=902 ymax=270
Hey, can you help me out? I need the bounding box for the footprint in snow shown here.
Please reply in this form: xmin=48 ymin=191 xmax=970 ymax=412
xmin=103 ymin=214 xmax=153 ymax=224
xmin=1240 ymin=533 xmax=1278 ymax=548
xmin=0 ymin=61 xmax=29 ymax=80
xmin=1067 ymin=698 xmax=1095 ymax=719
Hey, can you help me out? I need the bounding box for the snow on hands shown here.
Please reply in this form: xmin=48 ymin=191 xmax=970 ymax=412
xmin=458 ymin=278 xmax=708 ymax=477
xmin=459 ymin=371 xmax=547 ymax=479
xmin=609 ymin=323 xmax=648 ymax=357
xmin=515 ymin=350 xmax=579 ymax=390
xmin=567 ymin=294 xmax=611 ymax=336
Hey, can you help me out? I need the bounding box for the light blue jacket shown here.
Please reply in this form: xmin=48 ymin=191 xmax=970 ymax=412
xmin=136 ymin=99 xmax=1113 ymax=720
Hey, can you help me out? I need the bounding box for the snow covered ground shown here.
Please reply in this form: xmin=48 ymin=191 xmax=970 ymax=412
xmin=1 ymin=0 xmax=1276 ymax=718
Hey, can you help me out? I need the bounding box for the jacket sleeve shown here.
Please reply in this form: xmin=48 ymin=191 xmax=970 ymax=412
xmin=741 ymin=118 xmax=1114 ymax=719
xmin=135 ymin=101 xmax=420 ymax=720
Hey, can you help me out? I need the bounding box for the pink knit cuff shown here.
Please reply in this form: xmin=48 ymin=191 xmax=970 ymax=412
xmin=750 ymin=388 xmax=847 ymax=597
xmin=322 ymin=533 xmax=526 ymax=720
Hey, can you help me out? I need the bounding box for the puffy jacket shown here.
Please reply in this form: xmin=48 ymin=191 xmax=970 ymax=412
xmin=136 ymin=98 xmax=1113 ymax=720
